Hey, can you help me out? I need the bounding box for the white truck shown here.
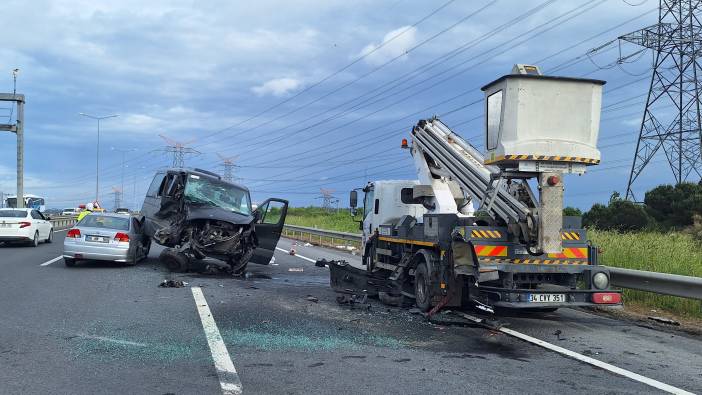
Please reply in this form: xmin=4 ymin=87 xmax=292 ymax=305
xmin=331 ymin=65 xmax=621 ymax=312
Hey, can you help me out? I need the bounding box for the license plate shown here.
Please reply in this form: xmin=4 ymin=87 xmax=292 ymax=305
xmin=87 ymin=236 xmax=108 ymax=243
xmin=527 ymin=293 xmax=566 ymax=303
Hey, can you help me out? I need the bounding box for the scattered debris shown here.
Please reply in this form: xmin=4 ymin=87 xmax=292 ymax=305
xmin=336 ymin=294 xmax=371 ymax=310
xmin=553 ymin=329 xmax=563 ymax=340
xmin=315 ymin=258 xmax=331 ymax=267
xmin=408 ymin=308 xmax=424 ymax=315
xmin=159 ymin=279 xmax=187 ymax=288
xmin=306 ymin=296 xmax=319 ymax=303
xmin=648 ymin=316 xmax=681 ymax=326
xmin=308 ymin=362 xmax=324 ymax=367
xmin=304 ymin=242 xmax=312 ymax=247
xmin=247 ymin=285 xmax=259 ymax=290
xmin=289 ymin=267 xmax=304 ymax=272
xmin=289 ymin=249 xmax=297 ymax=256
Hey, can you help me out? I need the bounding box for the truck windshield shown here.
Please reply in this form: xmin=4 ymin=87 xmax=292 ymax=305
xmin=184 ymin=175 xmax=252 ymax=215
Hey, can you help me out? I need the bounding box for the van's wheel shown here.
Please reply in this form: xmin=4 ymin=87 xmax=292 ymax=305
xmin=64 ymin=257 xmax=76 ymax=267
xmin=159 ymin=248 xmax=189 ymax=272
xmin=46 ymin=228 xmax=54 ymax=243
xmin=141 ymin=240 xmax=151 ymax=260
xmin=414 ymin=261 xmax=433 ymax=312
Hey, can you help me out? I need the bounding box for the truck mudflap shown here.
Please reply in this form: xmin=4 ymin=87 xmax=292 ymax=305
xmin=329 ymin=260 xmax=392 ymax=297
xmin=477 ymin=286 xmax=622 ymax=308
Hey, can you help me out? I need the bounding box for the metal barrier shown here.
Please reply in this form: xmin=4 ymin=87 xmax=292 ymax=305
xmin=283 ymin=224 xmax=361 ymax=250
xmin=607 ymin=267 xmax=702 ymax=300
xmin=282 ymin=224 xmax=702 ymax=300
xmin=49 ymin=216 xmax=76 ymax=230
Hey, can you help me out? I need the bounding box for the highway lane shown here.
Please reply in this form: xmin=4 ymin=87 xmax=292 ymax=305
xmin=0 ymin=235 xmax=698 ymax=394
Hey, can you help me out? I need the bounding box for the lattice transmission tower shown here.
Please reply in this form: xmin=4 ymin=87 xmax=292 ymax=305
xmin=622 ymin=0 xmax=702 ymax=199
xmin=158 ymin=134 xmax=200 ymax=168
xmin=317 ymin=188 xmax=338 ymax=212
xmin=217 ymin=153 xmax=239 ymax=182
xmin=112 ymin=186 xmax=122 ymax=210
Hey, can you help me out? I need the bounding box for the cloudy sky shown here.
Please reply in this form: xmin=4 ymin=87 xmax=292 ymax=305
xmin=0 ymin=0 xmax=676 ymax=210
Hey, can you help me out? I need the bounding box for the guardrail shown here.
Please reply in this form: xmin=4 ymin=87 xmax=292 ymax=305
xmin=606 ymin=267 xmax=702 ymax=300
xmin=283 ymin=224 xmax=361 ymax=250
xmin=282 ymin=224 xmax=702 ymax=300
xmin=49 ymin=215 xmax=76 ymax=230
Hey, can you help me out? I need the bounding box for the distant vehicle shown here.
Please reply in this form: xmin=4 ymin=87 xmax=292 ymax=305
xmin=4 ymin=194 xmax=46 ymax=212
xmin=63 ymin=213 xmax=150 ymax=267
xmin=141 ymin=168 xmax=288 ymax=274
xmin=61 ymin=208 xmax=78 ymax=216
xmin=0 ymin=208 xmax=53 ymax=247
xmin=114 ymin=208 xmax=130 ymax=214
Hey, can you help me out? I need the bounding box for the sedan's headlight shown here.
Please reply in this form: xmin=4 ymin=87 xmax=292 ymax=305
xmin=593 ymin=272 xmax=609 ymax=290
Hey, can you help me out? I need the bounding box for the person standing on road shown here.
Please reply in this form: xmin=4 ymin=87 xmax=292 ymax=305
xmin=77 ymin=203 xmax=94 ymax=222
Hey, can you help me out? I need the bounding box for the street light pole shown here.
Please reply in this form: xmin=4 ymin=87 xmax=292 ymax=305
xmin=79 ymin=113 xmax=118 ymax=205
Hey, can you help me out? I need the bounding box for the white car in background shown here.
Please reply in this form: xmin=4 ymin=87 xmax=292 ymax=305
xmin=0 ymin=208 xmax=54 ymax=247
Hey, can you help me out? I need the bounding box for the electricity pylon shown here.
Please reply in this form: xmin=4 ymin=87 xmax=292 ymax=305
xmin=158 ymin=134 xmax=200 ymax=168
xmin=620 ymin=1 xmax=702 ymax=199
xmin=217 ymin=153 xmax=239 ymax=182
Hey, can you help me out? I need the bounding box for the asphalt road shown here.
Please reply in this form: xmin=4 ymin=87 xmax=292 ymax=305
xmin=0 ymin=233 xmax=700 ymax=394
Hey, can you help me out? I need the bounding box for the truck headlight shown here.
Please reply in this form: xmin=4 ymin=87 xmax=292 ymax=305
xmin=593 ymin=272 xmax=609 ymax=290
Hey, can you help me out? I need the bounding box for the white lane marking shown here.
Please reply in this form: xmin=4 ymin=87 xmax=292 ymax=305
xmin=275 ymin=247 xmax=316 ymax=263
xmin=500 ymin=327 xmax=694 ymax=395
xmin=77 ymin=334 xmax=149 ymax=347
xmin=40 ymin=256 xmax=63 ymax=266
xmin=191 ymin=287 xmax=243 ymax=395
xmin=55 ymin=228 xmax=69 ymax=232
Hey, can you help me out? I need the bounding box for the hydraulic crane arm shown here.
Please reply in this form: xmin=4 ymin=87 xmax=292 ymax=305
xmin=410 ymin=118 xmax=534 ymax=228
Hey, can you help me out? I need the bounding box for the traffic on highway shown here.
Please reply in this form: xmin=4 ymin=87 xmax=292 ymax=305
xmin=1 ymin=1 xmax=701 ymax=394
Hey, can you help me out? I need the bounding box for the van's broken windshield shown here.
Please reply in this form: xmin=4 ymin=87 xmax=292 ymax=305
xmin=184 ymin=174 xmax=252 ymax=216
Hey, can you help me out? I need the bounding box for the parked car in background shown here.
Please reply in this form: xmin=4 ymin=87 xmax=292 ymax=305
xmin=0 ymin=208 xmax=54 ymax=247
xmin=114 ymin=208 xmax=130 ymax=214
xmin=63 ymin=213 xmax=150 ymax=267
xmin=61 ymin=208 xmax=78 ymax=216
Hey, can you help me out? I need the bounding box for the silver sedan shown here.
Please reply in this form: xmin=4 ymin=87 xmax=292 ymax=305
xmin=63 ymin=213 xmax=151 ymax=267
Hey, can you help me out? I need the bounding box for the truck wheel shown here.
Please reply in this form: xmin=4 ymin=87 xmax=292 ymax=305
xmin=414 ymin=261 xmax=433 ymax=312
xmin=159 ymin=248 xmax=189 ymax=272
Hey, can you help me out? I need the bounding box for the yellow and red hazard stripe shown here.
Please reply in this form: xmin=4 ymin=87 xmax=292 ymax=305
xmin=547 ymin=247 xmax=588 ymax=259
xmin=474 ymin=245 xmax=508 ymax=257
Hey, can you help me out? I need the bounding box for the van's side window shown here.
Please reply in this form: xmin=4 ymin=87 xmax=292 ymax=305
xmin=146 ymin=173 xmax=164 ymax=197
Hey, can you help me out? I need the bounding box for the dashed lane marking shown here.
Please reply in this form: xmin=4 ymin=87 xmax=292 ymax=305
xmin=191 ymin=286 xmax=243 ymax=395
xmin=40 ymin=256 xmax=63 ymax=266
xmin=275 ymin=247 xmax=317 ymax=263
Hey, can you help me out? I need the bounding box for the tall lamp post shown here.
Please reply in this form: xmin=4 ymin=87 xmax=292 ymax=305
xmin=79 ymin=113 xmax=118 ymax=204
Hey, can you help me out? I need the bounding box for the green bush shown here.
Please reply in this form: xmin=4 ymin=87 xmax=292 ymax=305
xmin=644 ymin=183 xmax=702 ymax=229
xmin=583 ymin=199 xmax=652 ymax=231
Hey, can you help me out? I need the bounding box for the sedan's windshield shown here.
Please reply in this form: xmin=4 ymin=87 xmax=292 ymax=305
xmin=184 ymin=174 xmax=252 ymax=215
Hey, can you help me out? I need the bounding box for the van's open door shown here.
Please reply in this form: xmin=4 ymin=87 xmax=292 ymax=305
xmin=249 ymin=198 xmax=289 ymax=265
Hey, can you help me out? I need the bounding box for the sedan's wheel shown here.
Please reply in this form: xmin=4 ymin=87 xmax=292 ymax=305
xmin=64 ymin=257 xmax=76 ymax=267
xmin=414 ymin=261 xmax=433 ymax=312
xmin=30 ymin=232 xmax=39 ymax=247
xmin=46 ymin=228 xmax=54 ymax=243
xmin=125 ymin=249 xmax=137 ymax=266
xmin=159 ymin=248 xmax=189 ymax=272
